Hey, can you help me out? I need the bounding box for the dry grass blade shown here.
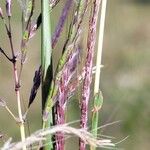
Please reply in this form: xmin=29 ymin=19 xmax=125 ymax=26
xmin=1 ymin=138 xmax=12 ymax=150
xmin=0 ymin=98 xmax=7 ymax=107
xmin=1 ymin=125 xmax=115 ymax=150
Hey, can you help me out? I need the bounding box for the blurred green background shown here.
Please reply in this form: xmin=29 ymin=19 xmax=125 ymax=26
xmin=0 ymin=0 xmax=150 ymax=149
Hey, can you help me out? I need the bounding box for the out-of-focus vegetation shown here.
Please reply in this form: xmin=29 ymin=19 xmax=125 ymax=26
xmin=101 ymin=0 xmax=150 ymax=149
xmin=0 ymin=0 xmax=150 ymax=149
xmin=134 ymin=0 xmax=150 ymax=3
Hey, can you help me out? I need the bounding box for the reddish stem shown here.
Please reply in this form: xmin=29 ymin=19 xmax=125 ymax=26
xmin=4 ymin=16 xmax=26 ymax=148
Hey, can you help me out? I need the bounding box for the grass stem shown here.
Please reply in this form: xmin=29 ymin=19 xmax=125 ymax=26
xmin=41 ymin=0 xmax=53 ymax=149
xmin=91 ymin=0 xmax=107 ymax=150
xmin=5 ymin=16 xmax=27 ymax=150
xmin=94 ymin=0 xmax=107 ymax=94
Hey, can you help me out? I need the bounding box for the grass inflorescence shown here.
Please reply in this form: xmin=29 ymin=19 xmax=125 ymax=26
xmin=0 ymin=0 xmax=111 ymax=149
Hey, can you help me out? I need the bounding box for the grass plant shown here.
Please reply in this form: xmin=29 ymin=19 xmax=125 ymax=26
xmin=0 ymin=0 xmax=112 ymax=149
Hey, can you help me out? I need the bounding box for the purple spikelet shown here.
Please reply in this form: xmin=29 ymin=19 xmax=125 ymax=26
xmin=28 ymin=66 xmax=42 ymax=108
xmin=79 ymin=0 xmax=102 ymax=149
xmin=55 ymin=47 xmax=80 ymax=150
xmin=52 ymin=0 xmax=73 ymax=49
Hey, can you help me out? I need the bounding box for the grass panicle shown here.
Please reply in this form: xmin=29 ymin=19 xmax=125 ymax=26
xmin=80 ymin=0 xmax=102 ymax=149
xmin=42 ymin=0 xmax=88 ymax=149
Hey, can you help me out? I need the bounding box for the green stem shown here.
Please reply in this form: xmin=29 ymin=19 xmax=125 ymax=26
xmin=41 ymin=0 xmax=53 ymax=149
xmin=41 ymin=0 xmax=51 ymax=82
xmin=94 ymin=0 xmax=107 ymax=94
xmin=91 ymin=0 xmax=107 ymax=150
xmin=91 ymin=91 xmax=103 ymax=150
